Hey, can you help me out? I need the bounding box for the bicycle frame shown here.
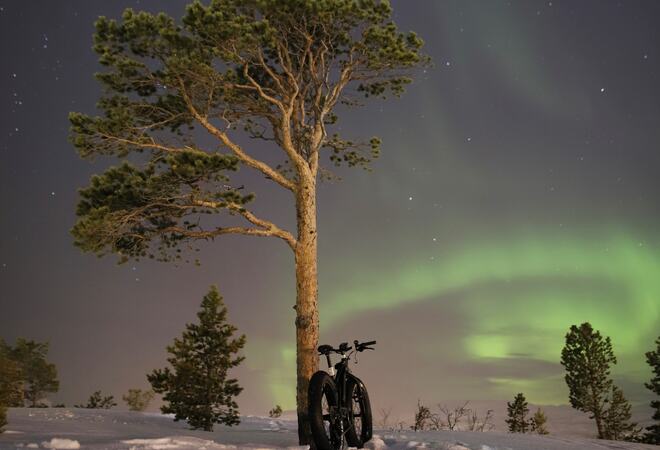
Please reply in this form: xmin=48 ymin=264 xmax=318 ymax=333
xmin=330 ymin=352 xmax=364 ymax=409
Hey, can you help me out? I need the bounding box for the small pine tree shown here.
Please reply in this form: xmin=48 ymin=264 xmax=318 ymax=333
xmin=506 ymin=393 xmax=531 ymax=433
xmin=76 ymin=391 xmax=116 ymax=409
xmin=148 ymin=286 xmax=246 ymax=431
xmin=531 ymin=408 xmax=549 ymax=435
xmin=602 ymin=386 xmax=637 ymax=441
xmin=560 ymin=323 xmax=616 ymax=439
xmin=269 ymin=404 xmax=283 ymax=418
xmin=644 ymin=336 xmax=660 ymax=444
xmin=123 ymin=389 xmax=155 ymax=412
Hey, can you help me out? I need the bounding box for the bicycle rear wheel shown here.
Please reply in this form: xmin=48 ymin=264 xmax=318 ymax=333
xmin=308 ymin=371 xmax=341 ymax=450
xmin=345 ymin=377 xmax=373 ymax=448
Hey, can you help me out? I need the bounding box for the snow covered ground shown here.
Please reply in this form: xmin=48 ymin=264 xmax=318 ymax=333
xmin=0 ymin=408 xmax=656 ymax=450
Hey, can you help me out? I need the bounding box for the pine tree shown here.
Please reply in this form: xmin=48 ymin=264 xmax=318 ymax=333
xmin=506 ymin=393 xmax=531 ymax=433
xmin=602 ymin=385 xmax=637 ymax=441
xmin=531 ymin=408 xmax=549 ymax=435
xmin=69 ymin=2 xmax=428 ymax=444
xmin=76 ymin=390 xmax=117 ymax=409
xmin=560 ymin=322 xmax=616 ymax=439
xmin=5 ymin=339 xmax=59 ymax=407
xmin=123 ymin=389 xmax=155 ymax=412
xmin=644 ymin=336 xmax=660 ymax=444
xmin=148 ymin=286 xmax=246 ymax=431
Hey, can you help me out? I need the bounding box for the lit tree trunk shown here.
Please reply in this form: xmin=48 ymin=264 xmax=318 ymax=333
xmin=294 ymin=172 xmax=319 ymax=445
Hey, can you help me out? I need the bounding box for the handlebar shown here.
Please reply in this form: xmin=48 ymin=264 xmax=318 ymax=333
xmin=317 ymin=340 xmax=376 ymax=356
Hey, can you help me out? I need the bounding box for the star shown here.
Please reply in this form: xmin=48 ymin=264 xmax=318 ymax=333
xmin=600 ymin=87 xmax=605 ymax=93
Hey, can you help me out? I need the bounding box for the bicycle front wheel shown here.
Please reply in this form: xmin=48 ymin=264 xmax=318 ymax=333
xmin=308 ymin=371 xmax=340 ymax=450
xmin=345 ymin=377 xmax=373 ymax=448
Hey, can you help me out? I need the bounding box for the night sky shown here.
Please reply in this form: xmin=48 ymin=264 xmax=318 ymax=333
xmin=1 ymin=1 xmax=659 ymax=416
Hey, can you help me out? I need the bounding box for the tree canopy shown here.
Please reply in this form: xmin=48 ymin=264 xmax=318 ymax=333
xmin=69 ymin=0 xmax=428 ymax=262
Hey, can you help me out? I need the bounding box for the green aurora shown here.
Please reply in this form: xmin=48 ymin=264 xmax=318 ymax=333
xmin=261 ymin=229 xmax=659 ymax=407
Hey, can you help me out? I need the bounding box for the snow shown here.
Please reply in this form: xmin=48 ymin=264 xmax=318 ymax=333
xmin=41 ymin=438 xmax=81 ymax=449
xmin=0 ymin=408 xmax=656 ymax=450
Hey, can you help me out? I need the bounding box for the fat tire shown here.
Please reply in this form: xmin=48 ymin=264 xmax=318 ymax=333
xmin=309 ymin=371 xmax=340 ymax=450
xmin=345 ymin=377 xmax=373 ymax=447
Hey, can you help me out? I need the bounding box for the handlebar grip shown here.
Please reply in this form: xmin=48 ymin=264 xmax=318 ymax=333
xmin=362 ymin=340 xmax=376 ymax=346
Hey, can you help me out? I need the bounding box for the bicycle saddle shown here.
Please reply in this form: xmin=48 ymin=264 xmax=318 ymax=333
xmin=317 ymin=344 xmax=333 ymax=355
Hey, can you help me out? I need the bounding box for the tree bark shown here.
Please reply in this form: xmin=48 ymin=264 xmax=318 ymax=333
xmin=294 ymin=173 xmax=319 ymax=446
xmin=594 ymin=408 xmax=604 ymax=439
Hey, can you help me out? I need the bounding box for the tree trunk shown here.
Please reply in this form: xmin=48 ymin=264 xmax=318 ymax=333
xmin=589 ymin=385 xmax=604 ymax=439
xmin=595 ymin=409 xmax=604 ymax=439
xmin=294 ymin=175 xmax=319 ymax=446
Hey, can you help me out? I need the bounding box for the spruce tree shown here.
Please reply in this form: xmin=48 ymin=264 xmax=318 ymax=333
xmin=602 ymin=385 xmax=637 ymax=441
xmin=506 ymin=393 xmax=531 ymax=433
xmin=560 ymin=323 xmax=616 ymax=439
xmin=148 ymin=286 xmax=246 ymax=431
xmin=531 ymin=408 xmax=549 ymax=435
xmin=644 ymin=336 xmax=660 ymax=444
xmin=69 ymin=2 xmax=428 ymax=443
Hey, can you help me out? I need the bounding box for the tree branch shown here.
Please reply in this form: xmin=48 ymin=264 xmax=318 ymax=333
xmin=178 ymin=79 xmax=297 ymax=192
xmin=191 ymin=199 xmax=297 ymax=250
xmin=97 ymin=133 xmax=207 ymax=155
